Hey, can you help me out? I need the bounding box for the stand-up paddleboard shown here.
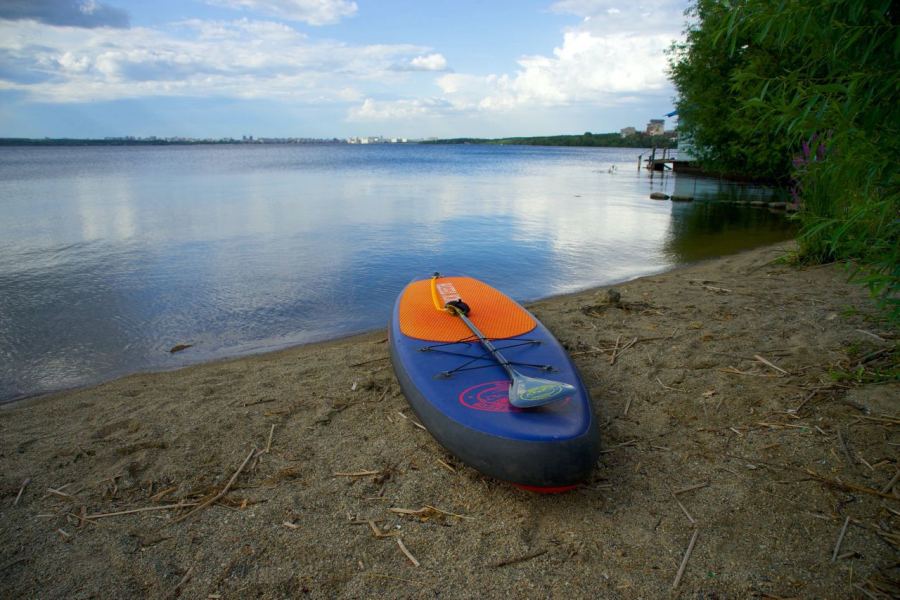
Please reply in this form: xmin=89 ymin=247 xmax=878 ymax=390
xmin=390 ymin=273 xmax=601 ymax=492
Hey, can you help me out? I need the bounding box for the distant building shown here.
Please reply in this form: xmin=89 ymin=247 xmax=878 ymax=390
xmin=620 ymin=127 xmax=637 ymax=137
xmin=347 ymin=135 xmax=398 ymax=144
xmin=646 ymin=119 xmax=665 ymax=135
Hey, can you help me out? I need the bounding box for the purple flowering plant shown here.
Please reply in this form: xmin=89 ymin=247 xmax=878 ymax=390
xmin=790 ymin=132 xmax=830 ymax=208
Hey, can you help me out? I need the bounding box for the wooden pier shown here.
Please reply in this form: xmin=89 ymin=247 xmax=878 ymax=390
xmin=638 ymin=147 xmax=677 ymax=171
xmin=648 ymin=158 xmax=676 ymax=171
xmin=637 ymin=147 xmax=699 ymax=173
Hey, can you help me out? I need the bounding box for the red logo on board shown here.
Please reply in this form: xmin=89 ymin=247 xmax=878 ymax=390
xmin=458 ymin=381 xmax=520 ymax=412
xmin=459 ymin=380 xmax=573 ymax=412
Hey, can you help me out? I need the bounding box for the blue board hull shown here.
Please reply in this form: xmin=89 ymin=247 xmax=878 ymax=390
xmin=390 ymin=275 xmax=600 ymax=489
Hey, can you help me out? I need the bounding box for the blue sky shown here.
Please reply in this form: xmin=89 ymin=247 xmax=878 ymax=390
xmin=0 ymin=0 xmax=689 ymax=138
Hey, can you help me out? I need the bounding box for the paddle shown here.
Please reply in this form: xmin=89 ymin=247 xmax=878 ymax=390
xmin=431 ymin=274 xmax=574 ymax=409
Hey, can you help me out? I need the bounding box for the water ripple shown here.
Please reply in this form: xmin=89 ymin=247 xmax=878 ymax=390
xmin=0 ymin=144 xmax=794 ymax=401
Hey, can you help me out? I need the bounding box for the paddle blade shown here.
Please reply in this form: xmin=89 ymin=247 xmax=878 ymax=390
xmin=509 ymin=375 xmax=575 ymax=408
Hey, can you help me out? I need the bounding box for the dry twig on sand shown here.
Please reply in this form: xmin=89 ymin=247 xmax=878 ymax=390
xmin=69 ymin=506 xmax=97 ymax=528
xmin=672 ymin=482 xmax=709 ymax=495
xmin=655 ymin=377 xmax=684 ymax=392
xmin=610 ymin=337 xmax=638 ymax=366
xmin=334 ymin=470 xmax=380 ymax=478
xmin=831 ymin=516 xmax=851 ymax=562
xmin=164 ymin=566 xmax=194 ymax=600
xmin=720 ymin=366 xmax=770 ymax=377
xmin=857 ymin=414 xmax=900 ymax=426
xmin=855 ymin=329 xmax=887 ymax=343
xmin=436 ymin=458 xmax=456 ymax=473
xmin=836 ymin=429 xmax=855 ymax=465
xmin=169 ymin=447 xmax=256 ymax=525
xmin=689 ymin=279 xmax=732 ymax=293
xmin=389 ymin=505 xmax=471 ymax=521
xmin=396 ymin=538 xmax=420 ymax=567
xmin=149 ymin=486 xmax=177 ymax=502
xmin=396 ymin=411 xmax=427 ymax=430
xmin=263 ymin=424 xmax=275 ymax=454
xmin=672 ymin=529 xmax=699 ymax=590
xmin=367 ymin=520 xmax=397 ymax=538
xmin=490 ymin=549 xmax=547 ymax=568
xmin=86 ymin=503 xmax=198 ymax=520
xmin=13 ymin=478 xmax=30 ymax=506
xmin=241 ymin=398 xmax=275 ymax=407
xmin=754 ymin=354 xmax=789 ymax=375
xmin=599 ymin=439 xmax=637 ymax=454
xmin=349 ymin=356 xmax=390 ymax=367
xmin=804 ymin=469 xmax=899 ymax=501
xmin=608 ymin=335 xmax=621 ymax=365
xmin=46 ymin=486 xmax=79 ymax=501
xmin=667 ymin=484 xmax=696 ymax=524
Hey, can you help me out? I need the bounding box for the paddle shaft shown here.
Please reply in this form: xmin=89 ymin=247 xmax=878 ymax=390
xmin=436 ymin=276 xmax=575 ymax=408
xmin=450 ymin=308 xmax=518 ymax=381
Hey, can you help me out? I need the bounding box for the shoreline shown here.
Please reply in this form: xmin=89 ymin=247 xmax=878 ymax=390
xmin=2 ymin=240 xmax=897 ymax=599
xmin=0 ymin=328 xmax=390 ymax=410
xmin=0 ymin=254 xmax=683 ymax=409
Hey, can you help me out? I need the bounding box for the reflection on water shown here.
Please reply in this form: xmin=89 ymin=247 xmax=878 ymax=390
xmin=0 ymin=144 xmax=794 ymax=402
xmin=669 ymin=172 xmax=785 ymax=203
xmin=664 ymin=201 xmax=796 ymax=263
xmin=660 ymin=174 xmax=796 ymax=262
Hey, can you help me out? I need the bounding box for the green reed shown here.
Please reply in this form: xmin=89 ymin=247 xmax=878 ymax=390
xmin=669 ymin=0 xmax=899 ymax=323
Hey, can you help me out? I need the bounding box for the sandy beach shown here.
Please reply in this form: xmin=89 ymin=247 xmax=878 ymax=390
xmin=1 ymin=241 xmax=897 ymax=599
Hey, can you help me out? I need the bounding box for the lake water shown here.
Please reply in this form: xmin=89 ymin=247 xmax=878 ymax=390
xmin=0 ymin=144 xmax=793 ymax=402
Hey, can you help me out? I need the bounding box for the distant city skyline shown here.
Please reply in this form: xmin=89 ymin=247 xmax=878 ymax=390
xmin=0 ymin=1 xmax=688 ymax=139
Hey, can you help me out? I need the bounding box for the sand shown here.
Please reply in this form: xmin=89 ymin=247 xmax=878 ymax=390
xmin=1 ymin=241 xmax=897 ymax=599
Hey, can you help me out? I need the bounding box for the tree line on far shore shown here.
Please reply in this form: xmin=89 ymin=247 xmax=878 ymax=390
xmin=669 ymin=0 xmax=898 ymax=323
xmin=427 ymin=132 xmax=676 ymax=149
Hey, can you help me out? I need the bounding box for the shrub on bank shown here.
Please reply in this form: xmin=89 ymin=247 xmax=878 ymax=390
xmin=669 ymin=0 xmax=899 ymax=322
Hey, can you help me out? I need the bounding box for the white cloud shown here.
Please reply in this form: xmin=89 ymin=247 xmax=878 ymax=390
xmin=0 ymin=18 xmax=431 ymax=102
xmin=379 ymin=0 xmax=684 ymax=120
xmin=407 ymin=53 xmax=447 ymax=72
xmin=551 ymin=0 xmax=624 ymax=16
xmin=550 ymin=0 xmax=686 ymax=35
xmin=347 ymin=97 xmax=451 ymax=121
xmin=349 ymin=26 xmax=676 ymax=123
xmin=0 ymin=1 xmax=685 ymax=133
xmin=205 ymin=0 xmax=357 ymax=25
xmin=429 ymin=29 xmax=672 ymax=113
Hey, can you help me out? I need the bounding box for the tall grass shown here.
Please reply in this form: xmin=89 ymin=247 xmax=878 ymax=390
xmin=669 ymin=0 xmax=899 ymax=323
xmin=797 ymin=131 xmax=899 ymax=320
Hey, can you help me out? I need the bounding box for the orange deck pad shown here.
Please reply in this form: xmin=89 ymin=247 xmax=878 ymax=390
xmin=398 ymin=277 xmax=536 ymax=342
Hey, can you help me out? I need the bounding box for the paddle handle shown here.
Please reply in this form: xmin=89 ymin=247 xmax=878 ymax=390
xmin=430 ymin=273 xmax=515 ymax=379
